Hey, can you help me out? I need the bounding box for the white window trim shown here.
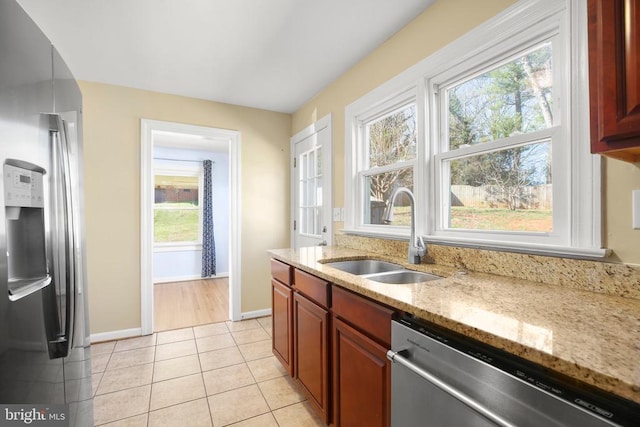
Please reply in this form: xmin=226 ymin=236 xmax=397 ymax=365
xmin=431 ymin=34 xmax=566 ymax=248
xmin=344 ymin=0 xmax=606 ymax=259
xmin=153 ymin=244 xmax=202 ymax=252
xmin=348 ymin=87 xmax=419 ymax=234
xmin=153 ymin=164 xmax=204 ymax=248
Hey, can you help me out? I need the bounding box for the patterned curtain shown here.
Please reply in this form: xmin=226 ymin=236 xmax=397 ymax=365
xmin=201 ymin=160 xmax=216 ymax=277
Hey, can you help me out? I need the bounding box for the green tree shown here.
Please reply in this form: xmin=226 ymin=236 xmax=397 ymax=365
xmin=448 ymin=44 xmax=553 ymax=210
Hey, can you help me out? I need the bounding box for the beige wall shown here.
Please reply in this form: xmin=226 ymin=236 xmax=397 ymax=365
xmin=604 ymin=158 xmax=640 ymax=263
xmin=81 ymin=0 xmax=640 ymax=334
xmin=292 ymin=0 xmax=518 ymax=242
xmin=292 ymin=0 xmax=640 ymax=265
xmin=80 ymin=81 xmax=291 ymax=334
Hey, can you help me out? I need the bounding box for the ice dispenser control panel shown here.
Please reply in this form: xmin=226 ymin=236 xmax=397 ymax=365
xmin=4 ymin=163 xmax=44 ymax=208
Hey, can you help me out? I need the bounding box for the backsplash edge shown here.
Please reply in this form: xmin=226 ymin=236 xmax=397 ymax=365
xmin=334 ymin=233 xmax=640 ymax=300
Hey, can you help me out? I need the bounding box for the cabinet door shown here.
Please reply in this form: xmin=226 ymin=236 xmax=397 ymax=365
xmin=294 ymin=292 xmax=330 ymax=423
xmin=272 ymin=279 xmax=293 ymax=376
xmin=588 ymin=0 xmax=640 ymax=162
xmin=333 ymin=318 xmax=390 ymax=427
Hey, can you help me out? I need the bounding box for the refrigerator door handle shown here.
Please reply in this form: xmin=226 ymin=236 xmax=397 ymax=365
xmin=48 ymin=114 xmax=76 ymax=358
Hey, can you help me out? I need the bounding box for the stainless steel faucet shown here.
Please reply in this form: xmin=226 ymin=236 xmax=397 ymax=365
xmin=383 ymin=187 xmax=426 ymax=264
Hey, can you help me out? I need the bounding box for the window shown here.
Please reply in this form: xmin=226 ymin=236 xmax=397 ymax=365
xmin=435 ymin=41 xmax=561 ymax=242
xmin=345 ymin=0 xmax=603 ymax=257
xmin=360 ymin=103 xmax=417 ymax=226
xmin=298 ymin=145 xmax=323 ymax=237
xmin=154 ymin=169 xmax=202 ymax=245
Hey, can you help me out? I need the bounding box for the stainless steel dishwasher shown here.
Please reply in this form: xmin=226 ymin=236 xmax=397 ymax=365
xmin=387 ymin=317 xmax=640 ymax=427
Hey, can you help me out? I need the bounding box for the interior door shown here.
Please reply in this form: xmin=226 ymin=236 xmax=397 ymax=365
xmin=291 ymin=115 xmax=332 ymax=249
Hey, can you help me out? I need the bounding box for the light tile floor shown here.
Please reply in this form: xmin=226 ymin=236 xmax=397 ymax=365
xmin=91 ymin=316 xmax=325 ymax=426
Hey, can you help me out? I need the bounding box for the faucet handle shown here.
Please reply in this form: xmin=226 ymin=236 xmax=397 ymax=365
xmin=416 ymin=236 xmax=426 ymax=256
xmin=408 ymin=236 xmax=427 ymax=264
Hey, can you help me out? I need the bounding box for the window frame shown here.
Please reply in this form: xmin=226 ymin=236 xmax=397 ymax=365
xmin=153 ymin=165 xmax=204 ymax=249
xmin=349 ymin=88 xmax=421 ymax=237
xmin=344 ymin=0 xmax=605 ymax=258
xmin=431 ymin=33 xmax=568 ymax=247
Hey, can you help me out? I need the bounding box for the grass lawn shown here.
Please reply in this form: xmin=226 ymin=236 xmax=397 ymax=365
xmin=154 ymin=204 xmax=199 ymax=242
xmin=450 ymin=207 xmax=552 ymax=232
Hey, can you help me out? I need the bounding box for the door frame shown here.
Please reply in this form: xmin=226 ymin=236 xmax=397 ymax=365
xmin=290 ymin=114 xmax=333 ymax=249
xmin=140 ymin=119 xmax=242 ymax=335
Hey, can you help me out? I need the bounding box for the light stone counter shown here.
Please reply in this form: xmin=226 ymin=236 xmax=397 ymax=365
xmin=268 ymin=245 xmax=640 ymax=405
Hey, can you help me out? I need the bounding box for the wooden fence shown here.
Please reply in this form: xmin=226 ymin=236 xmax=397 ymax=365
xmin=451 ymin=184 xmax=552 ymax=210
xmin=155 ymin=187 xmax=199 ymax=204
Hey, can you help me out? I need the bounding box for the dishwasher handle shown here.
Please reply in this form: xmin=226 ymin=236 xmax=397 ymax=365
xmin=387 ymin=349 xmax=516 ymax=427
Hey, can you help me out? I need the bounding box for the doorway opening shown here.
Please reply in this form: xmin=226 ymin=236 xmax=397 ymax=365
xmin=141 ymin=120 xmax=242 ymax=335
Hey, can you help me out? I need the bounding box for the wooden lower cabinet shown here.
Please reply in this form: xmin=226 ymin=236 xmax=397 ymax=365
xmin=272 ymin=279 xmax=293 ymax=375
xmin=271 ymin=262 xmax=395 ymax=425
xmin=293 ymin=292 xmax=330 ymax=423
xmin=333 ymin=317 xmax=391 ymax=427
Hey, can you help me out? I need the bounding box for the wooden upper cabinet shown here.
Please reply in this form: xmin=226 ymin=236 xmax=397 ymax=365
xmin=588 ymin=0 xmax=640 ymax=162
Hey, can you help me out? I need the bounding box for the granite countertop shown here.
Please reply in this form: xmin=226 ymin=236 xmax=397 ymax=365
xmin=268 ymin=245 xmax=640 ymax=404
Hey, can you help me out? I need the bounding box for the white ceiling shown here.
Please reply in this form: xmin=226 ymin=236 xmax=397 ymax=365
xmin=17 ymin=0 xmax=435 ymax=113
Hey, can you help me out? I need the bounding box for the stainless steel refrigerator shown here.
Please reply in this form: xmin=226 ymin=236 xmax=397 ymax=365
xmin=0 ymin=1 xmax=93 ymax=425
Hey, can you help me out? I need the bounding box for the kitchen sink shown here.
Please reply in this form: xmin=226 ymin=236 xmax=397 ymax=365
xmin=324 ymin=259 xmax=403 ymax=275
xmin=364 ymin=271 xmax=442 ymax=284
xmin=323 ymin=259 xmax=442 ymax=284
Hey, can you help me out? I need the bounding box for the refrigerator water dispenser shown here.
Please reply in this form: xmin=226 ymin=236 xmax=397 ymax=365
xmin=3 ymin=160 xmax=50 ymax=300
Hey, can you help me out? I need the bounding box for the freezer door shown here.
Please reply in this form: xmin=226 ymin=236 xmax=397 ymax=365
xmin=0 ymin=0 xmax=61 ymax=403
xmin=0 ymin=3 xmax=93 ymax=424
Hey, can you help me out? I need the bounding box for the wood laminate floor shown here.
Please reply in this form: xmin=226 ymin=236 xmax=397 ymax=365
xmin=154 ymin=278 xmax=229 ymax=332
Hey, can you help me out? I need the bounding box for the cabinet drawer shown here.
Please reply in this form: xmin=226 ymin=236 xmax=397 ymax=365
xmin=332 ymin=286 xmax=394 ymax=347
xmin=294 ymin=269 xmax=330 ymax=308
xmin=271 ymin=258 xmax=292 ymax=286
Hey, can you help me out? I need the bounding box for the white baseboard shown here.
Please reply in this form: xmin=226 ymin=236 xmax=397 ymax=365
xmin=90 ymin=328 xmax=142 ymax=343
xmin=239 ymin=308 xmax=272 ymax=320
xmin=153 ymin=272 xmax=230 ymax=284
xmin=91 ymin=306 xmax=268 ymax=343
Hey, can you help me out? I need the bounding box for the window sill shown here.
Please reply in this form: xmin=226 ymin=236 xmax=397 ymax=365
xmin=341 ymin=228 xmax=610 ymax=261
xmin=154 ymin=243 xmax=203 ymax=252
